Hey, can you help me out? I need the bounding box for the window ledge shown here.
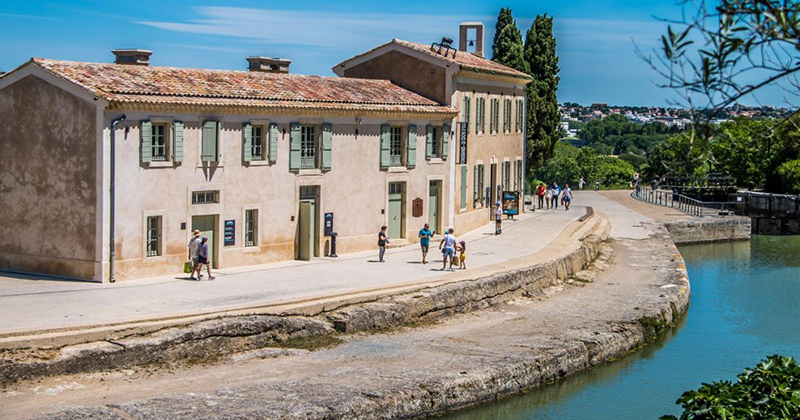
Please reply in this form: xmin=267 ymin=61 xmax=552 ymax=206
xmin=387 ymin=166 xmax=409 ymax=173
xmin=246 ymin=160 xmax=271 ymax=167
xmin=143 ymin=255 xmax=167 ymax=262
xmin=427 ymin=158 xmax=444 ymax=165
xmin=458 ymin=207 xmax=468 ymax=213
xmin=242 ymin=245 xmax=260 ymax=253
xmin=298 ymin=168 xmax=323 ymax=176
xmin=197 ymin=162 xmax=222 ymax=169
xmin=147 ymin=161 xmax=175 ymax=168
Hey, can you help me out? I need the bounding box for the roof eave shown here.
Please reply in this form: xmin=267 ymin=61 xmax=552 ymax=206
xmin=455 ymin=67 xmax=533 ymax=84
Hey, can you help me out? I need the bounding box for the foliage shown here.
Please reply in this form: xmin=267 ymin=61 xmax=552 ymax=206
xmin=524 ymin=15 xmax=561 ymax=170
xmin=644 ymin=132 xmax=707 ymax=180
xmin=778 ymin=160 xmax=800 ymax=194
xmin=661 ymin=355 xmax=800 ymax=420
xmin=618 ymin=152 xmax=647 ymax=172
xmin=580 ymin=114 xmax=679 ymax=155
xmin=491 ymin=7 xmax=514 ymax=60
xmin=492 ymin=15 xmax=529 ymax=73
xmin=532 ymin=141 xmax=634 ymax=188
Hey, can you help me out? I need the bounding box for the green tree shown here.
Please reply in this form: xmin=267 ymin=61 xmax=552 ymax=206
xmin=493 ymin=23 xmax=528 ymax=73
xmin=491 ymin=8 xmax=514 ymax=59
xmin=525 ymin=15 xmax=561 ymax=170
xmin=778 ymin=160 xmax=800 ymax=194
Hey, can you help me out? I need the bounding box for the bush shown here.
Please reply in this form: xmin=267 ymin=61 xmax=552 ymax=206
xmin=661 ymin=355 xmax=800 ymax=420
xmin=777 ymin=160 xmax=800 ymax=194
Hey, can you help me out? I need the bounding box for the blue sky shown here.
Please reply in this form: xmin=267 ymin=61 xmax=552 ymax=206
xmin=0 ymin=0 xmax=787 ymax=106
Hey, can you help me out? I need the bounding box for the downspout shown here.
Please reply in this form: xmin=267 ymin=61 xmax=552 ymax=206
xmin=522 ymin=89 xmax=528 ymax=211
xmin=109 ymin=115 xmax=126 ymax=283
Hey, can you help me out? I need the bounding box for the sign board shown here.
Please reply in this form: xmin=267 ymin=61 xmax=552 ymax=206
xmin=502 ymin=191 xmax=520 ymax=215
xmin=458 ymin=122 xmax=468 ymax=164
xmin=324 ymin=212 xmax=334 ymax=236
xmin=224 ymin=219 xmax=235 ymax=246
xmin=412 ymin=198 xmax=423 ymax=218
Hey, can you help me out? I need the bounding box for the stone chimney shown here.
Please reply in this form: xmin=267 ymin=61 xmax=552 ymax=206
xmin=458 ymin=22 xmax=484 ymax=58
xmin=246 ymin=57 xmax=291 ymax=74
xmin=112 ymin=49 xmax=153 ymax=66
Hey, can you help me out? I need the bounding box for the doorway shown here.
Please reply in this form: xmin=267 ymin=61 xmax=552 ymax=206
xmin=428 ymin=180 xmax=441 ymax=234
xmin=191 ymin=215 xmax=217 ymax=268
xmin=388 ymin=182 xmax=405 ymax=240
xmin=489 ymin=163 xmax=498 ymax=219
xmin=297 ymin=186 xmax=319 ymax=261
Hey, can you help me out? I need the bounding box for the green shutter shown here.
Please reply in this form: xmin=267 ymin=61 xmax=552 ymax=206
xmin=380 ymin=124 xmax=391 ymax=169
xmin=501 ymin=162 xmax=507 ymax=191
xmin=140 ymin=120 xmax=152 ymax=163
xmin=407 ymin=124 xmax=416 ymax=168
xmin=473 ymin=164 xmax=478 ymax=205
xmin=425 ymin=125 xmax=433 ymax=160
xmin=269 ymin=123 xmax=278 ymax=163
xmin=442 ymin=124 xmax=450 ymax=160
xmin=242 ymin=122 xmax=252 ymax=163
xmin=201 ymin=121 xmax=218 ymax=162
xmin=481 ymin=98 xmax=486 ymax=133
xmin=514 ymin=160 xmax=518 ymax=191
xmin=322 ymin=123 xmax=332 ymax=170
xmin=172 ymin=121 xmax=183 ymax=163
xmin=289 ymin=123 xmax=301 ymax=170
xmin=460 ymin=165 xmax=467 ymax=209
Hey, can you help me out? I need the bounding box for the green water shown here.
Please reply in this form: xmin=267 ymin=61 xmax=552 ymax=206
xmin=442 ymin=236 xmax=800 ymax=420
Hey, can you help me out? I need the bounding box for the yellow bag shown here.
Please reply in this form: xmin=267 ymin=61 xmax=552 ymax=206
xmin=183 ymin=261 xmax=192 ymax=274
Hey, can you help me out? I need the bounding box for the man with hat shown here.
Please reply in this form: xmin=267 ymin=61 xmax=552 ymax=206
xmin=188 ymin=230 xmax=203 ymax=280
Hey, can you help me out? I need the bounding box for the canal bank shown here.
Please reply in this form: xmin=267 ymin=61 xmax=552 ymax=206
xmin=0 ymin=191 xmax=706 ymax=420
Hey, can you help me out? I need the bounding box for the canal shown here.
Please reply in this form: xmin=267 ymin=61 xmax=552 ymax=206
xmin=442 ymin=235 xmax=800 ymax=420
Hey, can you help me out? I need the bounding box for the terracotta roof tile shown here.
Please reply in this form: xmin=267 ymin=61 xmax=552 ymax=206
xmin=393 ymin=40 xmax=531 ymax=80
xmin=30 ymin=58 xmax=456 ymax=116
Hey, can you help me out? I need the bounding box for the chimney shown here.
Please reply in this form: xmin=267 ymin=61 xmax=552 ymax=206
xmin=459 ymin=22 xmax=484 ymax=58
xmin=246 ymin=56 xmax=291 ymax=74
xmin=112 ymin=49 xmax=153 ymax=66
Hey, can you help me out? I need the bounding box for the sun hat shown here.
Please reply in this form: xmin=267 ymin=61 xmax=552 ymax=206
xmin=193 ymin=229 xmax=201 ymax=237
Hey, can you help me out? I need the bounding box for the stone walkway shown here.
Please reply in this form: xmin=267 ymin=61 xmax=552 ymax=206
xmin=0 ymin=193 xmax=612 ymax=336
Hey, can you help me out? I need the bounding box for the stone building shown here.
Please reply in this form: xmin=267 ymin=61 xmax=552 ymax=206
xmin=0 ymin=51 xmax=456 ymax=282
xmin=334 ymin=22 xmax=532 ymax=233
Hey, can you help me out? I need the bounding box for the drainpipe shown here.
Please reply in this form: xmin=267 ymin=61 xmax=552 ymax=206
xmin=109 ymin=115 xmax=126 ymax=283
xmin=523 ymin=89 xmax=528 ymax=210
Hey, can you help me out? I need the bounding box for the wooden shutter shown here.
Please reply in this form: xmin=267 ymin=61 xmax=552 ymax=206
xmin=473 ymin=164 xmax=478 ymax=205
xmin=460 ymin=165 xmax=467 ymax=209
xmin=407 ymin=125 xmax=417 ymax=168
xmin=481 ymin=98 xmax=486 ymax=133
xmin=442 ymin=124 xmax=450 ymax=160
xmin=201 ymin=121 xmax=218 ymax=162
xmin=425 ymin=125 xmax=433 ymax=160
xmin=322 ymin=123 xmax=332 ymax=170
xmin=289 ymin=123 xmax=301 ymax=170
xmin=172 ymin=121 xmax=183 ymax=162
xmin=242 ymin=122 xmax=252 ymax=163
xmin=140 ymin=120 xmax=152 ymax=163
xmin=268 ymin=123 xmax=278 ymax=163
xmin=380 ymin=124 xmax=391 ymax=168
xmin=501 ymin=162 xmax=507 ymax=191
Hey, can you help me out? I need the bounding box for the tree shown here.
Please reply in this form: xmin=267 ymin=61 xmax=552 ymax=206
xmin=525 ymin=15 xmax=561 ymax=170
xmin=491 ymin=8 xmax=514 ymax=60
xmin=493 ymin=23 xmax=529 ymax=73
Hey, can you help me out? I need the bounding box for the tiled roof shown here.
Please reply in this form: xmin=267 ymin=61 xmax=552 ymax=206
xmin=336 ymin=39 xmax=532 ymax=81
xmin=27 ymin=58 xmax=456 ymax=116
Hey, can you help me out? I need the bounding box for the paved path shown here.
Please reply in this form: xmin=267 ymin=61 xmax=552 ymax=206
xmin=0 ymin=192 xmax=628 ymax=336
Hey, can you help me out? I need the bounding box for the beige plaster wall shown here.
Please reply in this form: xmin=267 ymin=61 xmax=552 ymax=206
xmin=342 ymin=50 xmax=448 ymax=105
xmin=108 ymin=112 xmax=451 ymax=281
xmin=0 ymin=75 xmax=98 ymax=279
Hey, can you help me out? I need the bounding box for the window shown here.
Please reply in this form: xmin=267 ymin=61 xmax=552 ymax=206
xmin=251 ymin=125 xmax=264 ymax=161
xmin=432 ymin=126 xmax=443 ymax=159
xmin=151 ymin=123 xmax=168 ymax=161
xmin=490 ymin=98 xmax=500 ymax=134
xmin=301 ymin=125 xmax=317 ymax=169
xmin=390 ymin=126 xmax=403 ymax=166
xmin=201 ymin=121 xmax=219 ymax=162
xmin=245 ymin=209 xmax=258 ymax=247
xmin=462 ymin=94 xmax=471 ymax=132
xmin=146 ymin=216 xmax=161 ymax=257
xmin=478 ymin=164 xmax=485 ymax=206
xmin=503 ymin=161 xmax=512 ymax=191
xmin=516 ymin=99 xmax=524 ymax=133
xmin=504 ymin=99 xmax=512 ymax=133
xmin=192 ymin=190 xmax=220 ymax=204
xmin=476 ymin=97 xmax=486 ymax=134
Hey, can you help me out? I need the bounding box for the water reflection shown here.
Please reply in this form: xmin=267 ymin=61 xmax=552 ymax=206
xmin=442 ymin=236 xmax=800 ymax=420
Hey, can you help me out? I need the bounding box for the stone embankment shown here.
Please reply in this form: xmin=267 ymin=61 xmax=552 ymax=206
xmin=664 ymin=217 xmax=751 ymax=244
xmin=1 ymin=212 xmax=609 ymax=385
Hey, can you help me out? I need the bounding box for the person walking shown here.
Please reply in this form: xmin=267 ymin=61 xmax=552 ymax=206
xmin=197 ymin=236 xmax=214 ymax=280
xmin=377 ymin=226 xmax=388 ymax=262
xmin=458 ymin=240 xmax=467 ymax=270
xmin=494 ymin=202 xmax=503 ymax=235
xmin=438 ymin=228 xmax=457 ymax=271
xmin=579 ymin=177 xmax=585 ymax=190
xmin=537 ymin=182 xmax=546 ymax=209
xmin=418 ymin=223 xmax=434 ymax=264
xmin=551 ymin=183 xmax=561 ymax=210
xmin=187 ymin=229 xmax=203 ymax=280
xmin=545 ymin=183 xmax=552 ymax=210
xmin=563 ymin=184 xmax=573 ymax=211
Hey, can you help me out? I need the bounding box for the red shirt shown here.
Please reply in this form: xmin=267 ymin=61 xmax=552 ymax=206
xmin=537 ymin=185 xmax=546 ymax=196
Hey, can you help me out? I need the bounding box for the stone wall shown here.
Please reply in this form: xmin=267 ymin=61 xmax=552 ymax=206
xmin=664 ymin=217 xmax=751 ymax=244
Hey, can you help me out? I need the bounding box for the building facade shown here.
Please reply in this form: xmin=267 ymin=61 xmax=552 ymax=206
xmin=334 ymin=23 xmax=532 ymax=234
xmin=0 ymin=53 xmax=457 ymax=282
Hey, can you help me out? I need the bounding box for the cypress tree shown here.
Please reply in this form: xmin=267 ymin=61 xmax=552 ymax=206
xmin=524 ymin=15 xmax=561 ymax=169
xmin=491 ymin=8 xmax=514 ymax=59
xmin=493 ymin=21 xmax=529 ymax=74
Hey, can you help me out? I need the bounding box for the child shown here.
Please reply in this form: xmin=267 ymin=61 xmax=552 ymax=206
xmin=458 ymin=240 xmax=467 ymax=269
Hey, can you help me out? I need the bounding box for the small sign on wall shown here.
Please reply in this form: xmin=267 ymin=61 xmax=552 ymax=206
xmin=412 ymin=198 xmax=424 ymax=218
xmin=224 ymin=219 xmax=235 ymax=246
xmin=458 ymin=122 xmax=468 ymax=164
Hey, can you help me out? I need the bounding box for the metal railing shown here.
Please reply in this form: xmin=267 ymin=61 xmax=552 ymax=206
xmin=674 ymin=194 xmax=705 ymax=217
xmin=634 ymin=186 xmax=745 ymax=217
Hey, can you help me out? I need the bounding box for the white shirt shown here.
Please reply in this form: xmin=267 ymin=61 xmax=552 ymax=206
xmin=188 ymin=237 xmax=201 ymax=258
xmin=442 ymin=233 xmax=457 ymax=249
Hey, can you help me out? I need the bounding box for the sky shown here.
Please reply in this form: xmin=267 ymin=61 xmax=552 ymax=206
xmin=0 ymin=0 xmax=789 ymax=107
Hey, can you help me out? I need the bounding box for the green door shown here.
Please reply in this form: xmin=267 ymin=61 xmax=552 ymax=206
xmin=428 ymin=181 xmax=440 ymax=234
xmin=191 ymin=215 xmax=216 ymax=268
xmin=298 ymin=202 xmax=312 ymax=261
xmin=388 ymin=182 xmax=404 ymax=240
